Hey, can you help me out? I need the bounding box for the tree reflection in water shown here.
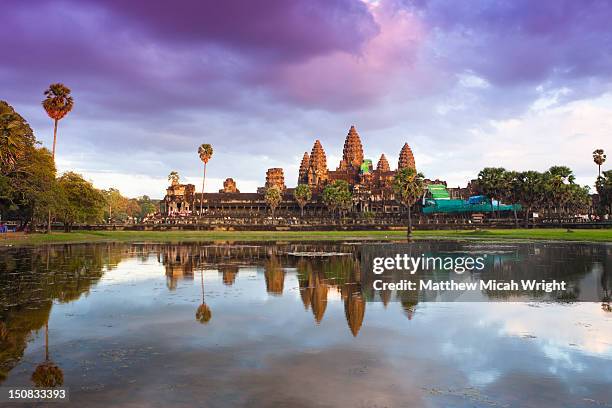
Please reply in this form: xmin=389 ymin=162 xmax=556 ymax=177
xmin=196 ymin=269 xmax=212 ymax=324
xmin=31 ymin=322 xmax=63 ymax=387
xmin=0 ymin=241 xmax=608 ymax=385
xmin=1 ymin=244 xmax=116 ymax=384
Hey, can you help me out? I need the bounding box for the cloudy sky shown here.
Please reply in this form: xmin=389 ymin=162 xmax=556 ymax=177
xmin=2 ymin=0 xmax=611 ymax=197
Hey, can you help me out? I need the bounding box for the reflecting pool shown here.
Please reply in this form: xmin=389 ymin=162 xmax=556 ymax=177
xmin=1 ymin=241 xmax=611 ymax=407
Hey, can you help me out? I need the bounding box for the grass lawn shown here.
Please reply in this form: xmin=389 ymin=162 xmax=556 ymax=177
xmin=1 ymin=228 xmax=611 ymax=247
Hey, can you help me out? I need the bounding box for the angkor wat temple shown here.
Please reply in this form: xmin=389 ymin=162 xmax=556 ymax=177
xmin=161 ymin=125 xmax=452 ymax=218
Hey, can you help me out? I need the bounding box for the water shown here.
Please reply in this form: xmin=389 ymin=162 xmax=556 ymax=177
xmin=0 ymin=241 xmax=611 ymax=407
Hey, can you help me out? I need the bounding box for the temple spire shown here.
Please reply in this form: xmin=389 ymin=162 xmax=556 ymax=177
xmin=398 ymin=143 xmax=416 ymax=170
xmin=376 ymin=154 xmax=390 ymax=172
xmin=298 ymin=152 xmax=310 ymax=185
xmin=339 ymin=125 xmax=364 ymax=170
xmin=308 ymin=140 xmax=328 ymax=188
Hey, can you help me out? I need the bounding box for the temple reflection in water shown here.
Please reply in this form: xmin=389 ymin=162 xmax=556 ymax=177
xmin=1 ymin=241 xmax=610 ymax=387
xmin=157 ymin=242 xmax=374 ymax=334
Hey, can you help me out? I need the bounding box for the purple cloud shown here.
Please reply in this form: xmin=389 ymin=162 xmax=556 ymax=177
xmin=95 ymin=0 xmax=379 ymax=62
xmin=1 ymin=0 xmax=611 ymax=196
xmin=5 ymin=0 xmax=612 ymax=117
xmin=1 ymin=0 xmax=380 ymax=110
xmin=403 ymin=0 xmax=612 ymax=88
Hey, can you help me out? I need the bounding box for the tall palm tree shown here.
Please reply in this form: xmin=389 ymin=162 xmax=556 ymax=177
xmin=42 ymin=83 xmax=73 ymax=159
xmin=477 ymin=167 xmax=508 ymax=217
xmin=515 ymin=171 xmax=545 ymax=224
xmin=393 ymin=168 xmax=425 ymax=239
xmin=0 ymin=100 xmax=35 ymax=172
xmin=505 ymin=171 xmax=521 ymax=228
xmin=593 ymin=149 xmax=606 ymax=178
xmin=545 ymin=166 xmax=575 ymax=219
xmin=294 ymin=184 xmax=312 ymax=217
xmin=42 ymin=83 xmax=73 ymax=233
xmin=197 ymin=144 xmax=213 ymax=216
xmin=595 ymin=170 xmax=612 ymax=215
xmin=264 ymin=185 xmax=282 ymax=222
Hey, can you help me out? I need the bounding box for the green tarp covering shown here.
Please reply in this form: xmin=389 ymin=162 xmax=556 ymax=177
xmin=427 ymin=184 xmax=450 ymax=199
xmin=423 ymin=183 xmax=521 ymax=214
xmin=360 ymin=159 xmax=373 ymax=174
xmin=422 ymin=199 xmax=521 ymax=214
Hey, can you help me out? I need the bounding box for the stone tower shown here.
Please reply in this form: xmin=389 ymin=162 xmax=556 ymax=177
xmin=298 ymin=152 xmax=310 ymax=185
xmin=265 ymin=168 xmax=286 ymax=191
xmin=398 ymin=143 xmax=416 ymax=170
xmin=338 ymin=125 xmax=364 ymax=170
xmin=376 ymin=154 xmax=390 ymax=172
xmin=221 ymin=178 xmax=239 ymax=193
xmin=308 ymin=140 xmax=328 ymax=188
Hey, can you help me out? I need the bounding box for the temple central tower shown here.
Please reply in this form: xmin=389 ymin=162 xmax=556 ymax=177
xmin=398 ymin=143 xmax=416 ymax=170
xmin=338 ymin=125 xmax=364 ymax=171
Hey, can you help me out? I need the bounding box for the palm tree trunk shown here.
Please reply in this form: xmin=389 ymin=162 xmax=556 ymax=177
xmin=407 ymin=205 xmax=412 ymax=239
xmin=525 ymin=206 xmax=531 ymax=226
xmin=47 ymin=119 xmax=59 ymax=234
xmin=52 ymin=119 xmax=58 ymax=158
xmin=200 ymin=162 xmax=207 ymax=217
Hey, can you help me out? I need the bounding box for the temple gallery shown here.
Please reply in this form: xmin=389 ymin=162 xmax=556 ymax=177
xmin=159 ymin=126 xmax=520 ymax=224
xmin=160 ymin=125 xmax=482 ymax=219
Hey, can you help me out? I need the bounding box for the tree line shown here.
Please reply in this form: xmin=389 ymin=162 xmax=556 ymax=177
xmin=2 ymin=82 xmax=608 ymax=233
xmin=476 ymin=166 xmax=606 ymax=224
xmin=1 ymin=89 xmax=159 ymax=231
xmin=262 ymin=161 xmax=609 ymax=238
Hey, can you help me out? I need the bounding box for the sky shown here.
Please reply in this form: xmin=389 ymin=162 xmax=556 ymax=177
xmin=2 ymin=0 xmax=611 ymax=198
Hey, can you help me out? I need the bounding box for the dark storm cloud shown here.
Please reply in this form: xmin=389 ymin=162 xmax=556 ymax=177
xmin=1 ymin=0 xmax=611 ymax=195
xmin=4 ymin=0 xmax=612 ymax=117
xmin=91 ymin=0 xmax=379 ymax=62
xmin=1 ymin=0 xmax=379 ymax=111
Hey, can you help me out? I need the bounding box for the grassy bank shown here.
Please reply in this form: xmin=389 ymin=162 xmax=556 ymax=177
xmin=1 ymin=228 xmax=611 ymax=247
